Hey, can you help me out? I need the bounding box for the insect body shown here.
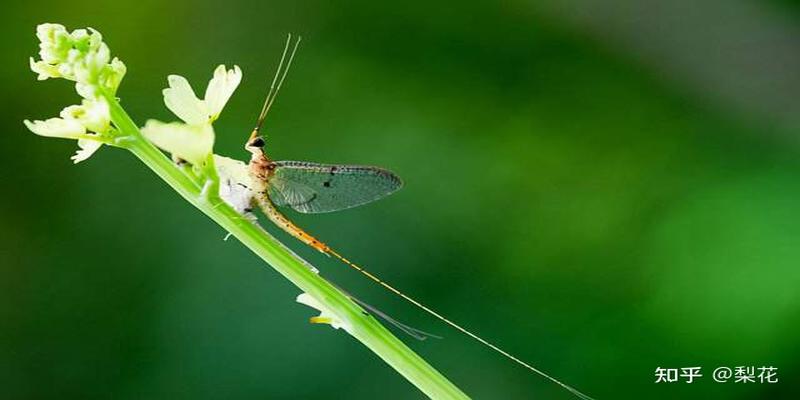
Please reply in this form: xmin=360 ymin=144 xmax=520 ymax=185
xmin=245 ymin=137 xmax=402 ymax=255
xmin=242 ymin=34 xmax=595 ymax=400
xmin=242 ymin=34 xmax=403 ymax=258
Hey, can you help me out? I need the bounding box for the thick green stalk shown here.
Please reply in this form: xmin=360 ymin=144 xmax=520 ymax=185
xmin=103 ymin=92 xmax=469 ymax=400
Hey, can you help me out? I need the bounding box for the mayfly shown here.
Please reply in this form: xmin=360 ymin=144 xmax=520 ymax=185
xmin=243 ymin=34 xmax=594 ymax=400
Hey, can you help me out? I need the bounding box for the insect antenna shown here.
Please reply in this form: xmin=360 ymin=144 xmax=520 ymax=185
xmin=250 ymin=33 xmax=302 ymax=141
xmin=325 ymin=248 xmax=595 ymax=400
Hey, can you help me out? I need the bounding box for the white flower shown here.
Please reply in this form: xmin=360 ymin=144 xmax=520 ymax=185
xmin=24 ymin=98 xmax=111 ymax=163
xmin=296 ymin=293 xmax=352 ymax=333
xmin=72 ymin=139 xmax=103 ymax=163
xmin=143 ymin=65 xmax=241 ymax=166
xmin=163 ymin=65 xmax=241 ymax=125
xmin=30 ymin=57 xmax=61 ymax=81
xmin=60 ymin=98 xmax=110 ymax=133
xmin=141 ymin=120 xmax=214 ymax=166
xmin=24 ymin=117 xmax=85 ymax=139
xmin=35 ymin=23 xmax=71 ymax=65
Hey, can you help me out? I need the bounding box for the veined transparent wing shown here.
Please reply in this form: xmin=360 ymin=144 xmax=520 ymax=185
xmin=268 ymin=161 xmax=403 ymax=214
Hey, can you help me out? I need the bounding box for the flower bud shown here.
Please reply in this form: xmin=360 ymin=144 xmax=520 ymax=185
xmin=29 ymin=23 xmax=126 ymax=98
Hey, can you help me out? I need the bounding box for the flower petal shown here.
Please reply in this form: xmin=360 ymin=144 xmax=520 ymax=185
xmin=141 ymin=120 xmax=214 ymax=165
xmin=24 ymin=117 xmax=86 ymax=139
xmin=163 ymin=75 xmax=208 ymax=125
xmin=71 ymin=138 xmax=102 ymax=163
xmin=204 ymin=65 xmax=241 ymax=121
xmin=60 ymin=99 xmax=110 ymax=133
xmin=30 ymin=58 xmax=61 ymax=80
xmin=36 ymin=24 xmax=71 ymax=64
xmin=101 ymin=57 xmax=126 ymax=95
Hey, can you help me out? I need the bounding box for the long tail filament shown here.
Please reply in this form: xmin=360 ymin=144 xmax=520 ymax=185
xmin=325 ymin=248 xmax=595 ymax=400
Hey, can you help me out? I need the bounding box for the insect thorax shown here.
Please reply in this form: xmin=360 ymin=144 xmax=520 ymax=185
xmin=248 ymin=152 xmax=275 ymax=193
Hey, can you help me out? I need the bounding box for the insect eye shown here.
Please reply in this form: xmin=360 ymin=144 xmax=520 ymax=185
xmin=250 ymin=137 xmax=265 ymax=148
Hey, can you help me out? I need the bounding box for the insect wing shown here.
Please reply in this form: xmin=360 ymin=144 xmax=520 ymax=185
xmin=268 ymin=161 xmax=402 ymax=214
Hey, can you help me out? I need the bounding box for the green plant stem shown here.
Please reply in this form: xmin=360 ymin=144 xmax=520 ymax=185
xmin=103 ymin=92 xmax=470 ymax=400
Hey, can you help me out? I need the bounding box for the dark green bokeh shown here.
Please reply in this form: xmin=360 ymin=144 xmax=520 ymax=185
xmin=1 ymin=1 xmax=798 ymax=399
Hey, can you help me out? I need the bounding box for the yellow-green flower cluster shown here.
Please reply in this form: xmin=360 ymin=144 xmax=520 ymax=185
xmin=25 ymin=24 xmax=126 ymax=163
xmin=30 ymin=23 xmax=126 ymax=98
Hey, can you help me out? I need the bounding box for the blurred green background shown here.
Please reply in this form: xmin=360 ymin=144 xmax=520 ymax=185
xmin=2 ymin=1 xmax=799 ymax=399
